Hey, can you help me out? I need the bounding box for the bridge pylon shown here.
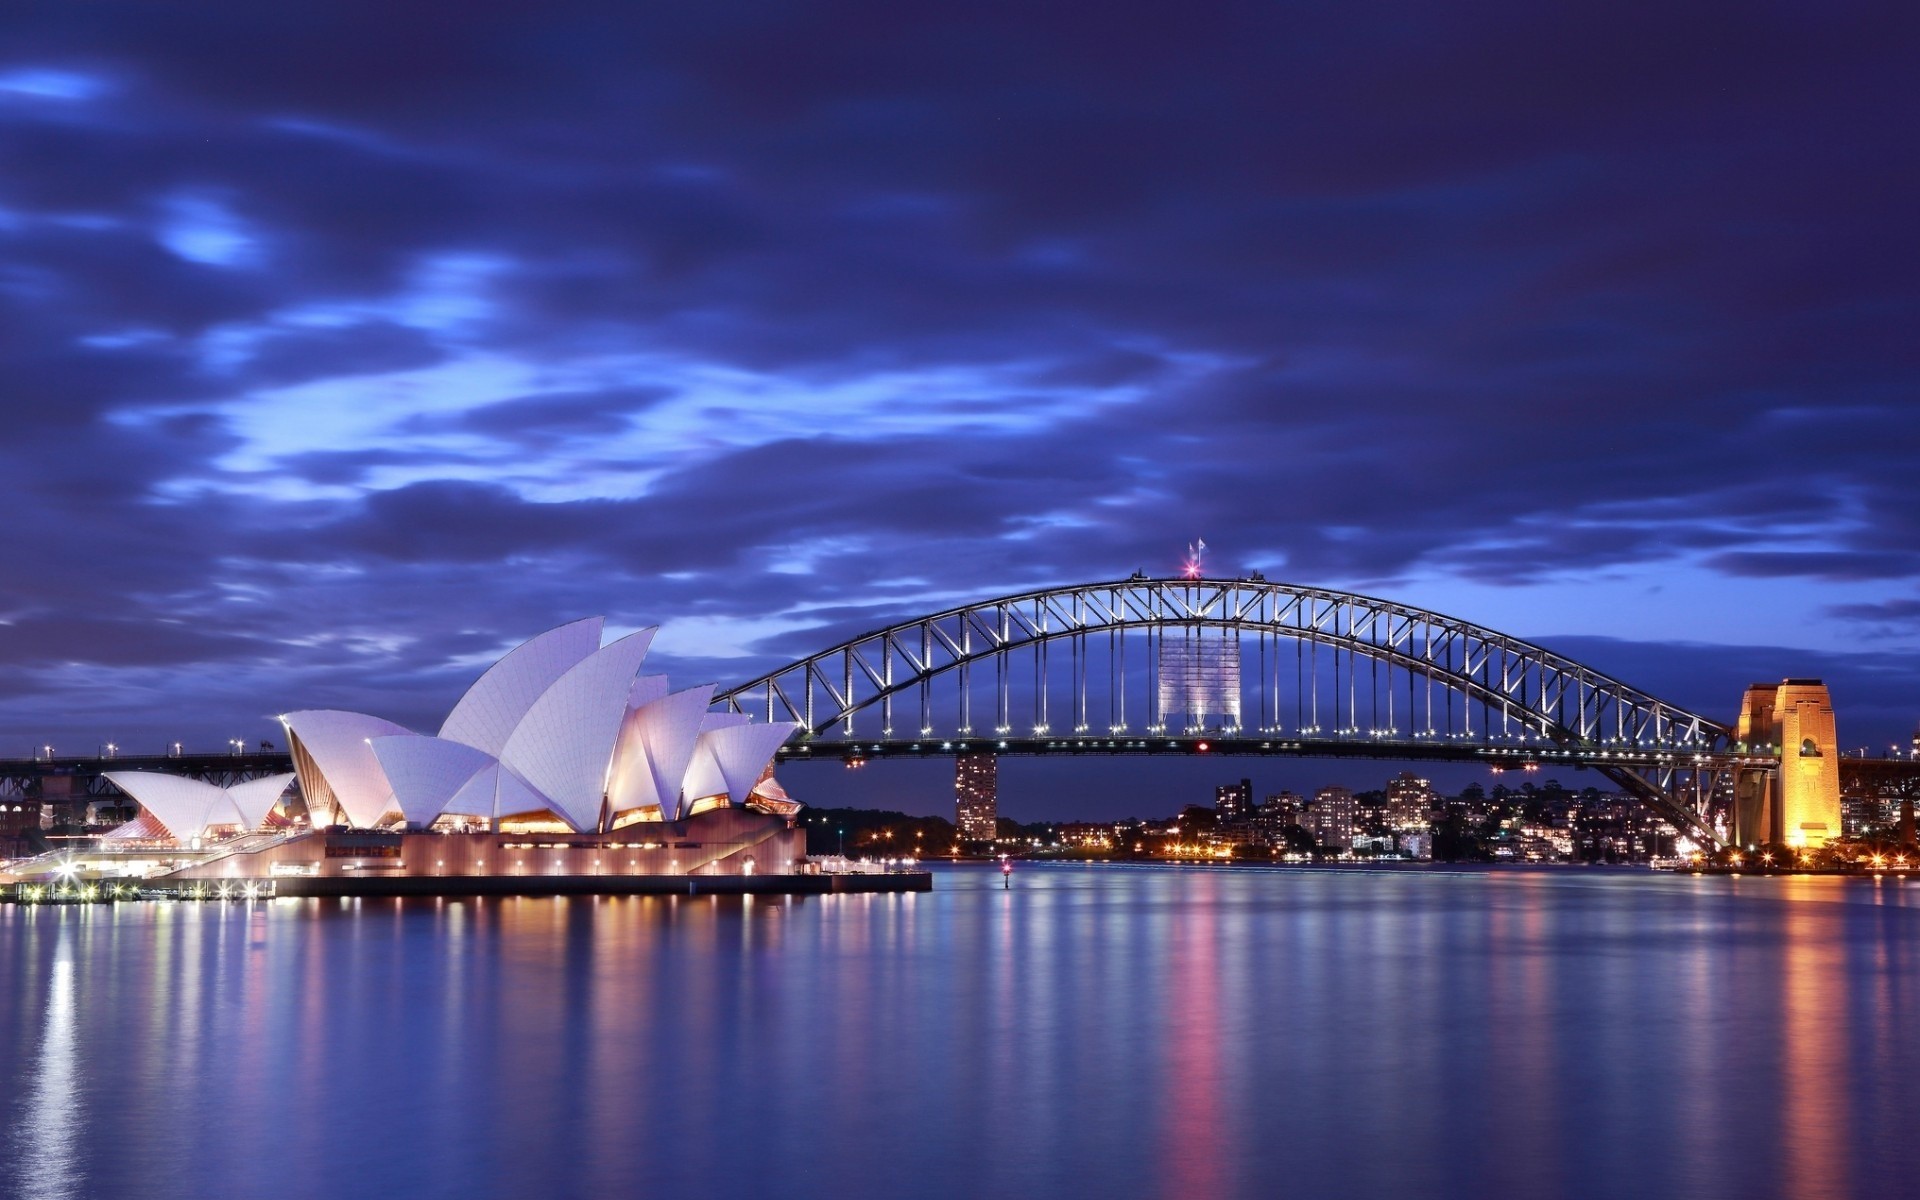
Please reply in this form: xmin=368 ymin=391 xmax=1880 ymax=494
xmin=1732 ymin=680 xmax=1842 ymax=849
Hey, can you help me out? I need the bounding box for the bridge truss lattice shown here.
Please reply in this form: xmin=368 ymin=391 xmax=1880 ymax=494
xmin=716 ymin=576 xmax=1739 ymax=845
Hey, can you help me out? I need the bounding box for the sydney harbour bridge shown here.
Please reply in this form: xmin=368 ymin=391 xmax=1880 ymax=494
xmin=710 ymin=575 xmax=1914 ymax=851
xmin=5 ymin=575 xmax=1917 ymax=851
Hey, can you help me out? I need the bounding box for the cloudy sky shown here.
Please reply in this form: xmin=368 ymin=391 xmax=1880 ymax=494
xmin=0 ymin=2 xmax=1914 ymax=813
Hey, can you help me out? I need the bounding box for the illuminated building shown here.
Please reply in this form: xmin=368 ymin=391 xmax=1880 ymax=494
xmin=1253 ymin=791 xmax=1302 ymax=844
xmin=1841 ymin=775 xmax=1885 ymax=839
xmin=101 ymin=773 xmax=296 ymax=841
xmin=1215 ymin=778 xmax=1253 ymax=824
xmin=1385 ymin=772 xmax=1435 ymax=831
xmin=1057 ymin=822 xmax=1115 ymax=851
xmin=270 ymin=618 xmax=800 ymax=834
xmin=1303 ymin=786 xmax=1357 ymax=850
xmin=955 ymin=751 xmax=998 ymax=841
xmin=4 ymin=618 xmax=816 ymax=889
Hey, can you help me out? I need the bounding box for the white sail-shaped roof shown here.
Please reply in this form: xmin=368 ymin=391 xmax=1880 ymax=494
xmin=436 ymin=761 xmax=554 ymax=822
xmin=683 ymin=721 xmax=800 ymax=807
xmin=439 ymin=616 xmax=605 ymax=757
xmin=681 ymin=712 xmax=751 ymax=803
xmin=630 ymin=674 xmax=670 ymax=711
xmin=607 ymin=684 xmax=713 ymax=821
xmin=485 ymin=763 xmax=562 ymax=822
xmin=283 ymin=710 xmax=412 ymax=828
xmin=104 ymin=811 xmax=170 ymax=840
xmin=105 ymin=772 xmax=227 ymax=840
xmin=227 ymin=773 xmax=297 ymax=829
xmin=680 ymin=748 xmax=726 ymax=808
xmin=370 ymin=737 xmax=496 ymax=828
xmin=499 ymin=629 xmax=657 ymax=831
xmin=441 ymin=761 xmax=501 ymax=818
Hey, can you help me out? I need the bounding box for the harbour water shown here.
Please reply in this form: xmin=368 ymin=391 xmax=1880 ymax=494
xmin=3 ymin=863 xmax=1915 ymax=1200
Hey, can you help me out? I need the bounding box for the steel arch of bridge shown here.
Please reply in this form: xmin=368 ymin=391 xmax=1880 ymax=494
xmin=718 ymin=577 xmax=1726 ymax=745
xmin=714 ymin=577 xmax=1735 ymax=844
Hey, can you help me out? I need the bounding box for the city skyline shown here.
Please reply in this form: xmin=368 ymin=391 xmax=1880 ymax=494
xmin=0 ymin=3 xmax=1915 ymax=814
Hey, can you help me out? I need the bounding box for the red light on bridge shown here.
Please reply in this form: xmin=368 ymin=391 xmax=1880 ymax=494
xmin=1196 ymin=741 xmax=1210 ymax=752
xmin=1182 ymin=538 xmax=1207 ymax=579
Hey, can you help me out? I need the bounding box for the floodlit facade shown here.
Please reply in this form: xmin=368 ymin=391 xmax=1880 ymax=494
xmin=2 ymin=619 xmax=845 ymax=892
xmin=104 ymin=772 xmax=297 ymax=842
xmin=1731 ymin=678 xmax=1843 ymax=848
xmin=279 ymin=618 xmax=801 ymax=836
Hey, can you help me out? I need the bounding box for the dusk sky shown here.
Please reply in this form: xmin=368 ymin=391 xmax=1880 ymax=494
xmin=1 ymin=2 xmax=1915 ymax=817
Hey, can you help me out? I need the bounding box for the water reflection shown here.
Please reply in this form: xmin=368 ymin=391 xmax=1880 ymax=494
xmin=1781 ymin=882 xmax=1851 ymax=1200
xmin=3 ymin=868 xmax=1920 ymax=1200
xmin=1159 ymin=872 xmax=1225 ymax=1200
xmin=14 ymin=923 xmax=82 ymax=1200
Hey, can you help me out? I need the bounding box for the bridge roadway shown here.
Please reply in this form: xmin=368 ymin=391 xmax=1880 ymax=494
xmin=779 ymin=734 xmax=1783 ymax=773
xmin=0 ymin=752 xmax=292 ymax=799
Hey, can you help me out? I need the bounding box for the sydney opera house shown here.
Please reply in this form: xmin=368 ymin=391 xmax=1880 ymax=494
xmin=5 ymin=618 xmax=880 ymax=895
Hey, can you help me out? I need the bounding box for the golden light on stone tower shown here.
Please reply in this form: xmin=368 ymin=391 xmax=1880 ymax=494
xmin=1774 ymin=681 xmax=1841 ymax=848
xmin=1731 ymin=679 xmax=1842 ymax=848
xmin=1732 ymin=684 xmax=1778 ymax=846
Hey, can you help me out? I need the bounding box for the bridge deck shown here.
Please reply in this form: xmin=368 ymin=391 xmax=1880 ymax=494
xmin=778 ymin=735 xmax=1784 ymax=771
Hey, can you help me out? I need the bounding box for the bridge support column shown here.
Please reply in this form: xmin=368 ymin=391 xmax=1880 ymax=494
xmin=1734 ymin=680 xmax=1841 ymax=849
xmin=1732 ymin=685 xmax=1777 ymax=847
xmin=1775 ymin=681 xmax=1841 ymax=848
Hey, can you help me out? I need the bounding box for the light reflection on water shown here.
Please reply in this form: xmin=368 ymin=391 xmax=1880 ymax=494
xmin=13 ymin=933 xmax=81 ymax=1200
xmin=2 ymin=865 xmax=1917 ymax=1200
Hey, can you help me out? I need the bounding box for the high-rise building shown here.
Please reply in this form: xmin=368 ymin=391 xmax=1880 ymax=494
xmin=1215 ymin=778 xmax=1253 ymax=825
xmin=1157 ymin=627 xmax=1240 ymax=730
xmin=1385 ymin=772 xmax=1436 ymax=833
xmin=1304 ymin=786 xmax=1357 ymax=849
xmin=955 ymin=751 xmax=998 ymax=842
xmin=1253 ymin=791 xmax=1303 ymax=845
